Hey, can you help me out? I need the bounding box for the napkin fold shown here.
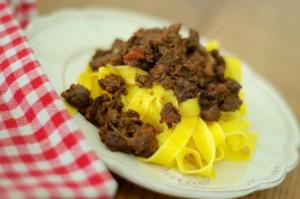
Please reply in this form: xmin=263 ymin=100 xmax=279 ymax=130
xmin=0 ymin=1 xmax=117 ymax=198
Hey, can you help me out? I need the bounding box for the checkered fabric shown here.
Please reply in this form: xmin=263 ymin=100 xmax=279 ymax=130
xmin=7 ymin=0 xmax=36 ymax=28
xmin=0 ymin=1 xmax=117 ymax=198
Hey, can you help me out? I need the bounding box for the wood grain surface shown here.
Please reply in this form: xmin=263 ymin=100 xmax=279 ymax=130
xmin=37 ymin=0 xmax=300 ymax=198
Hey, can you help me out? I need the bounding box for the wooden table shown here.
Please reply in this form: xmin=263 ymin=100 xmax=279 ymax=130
xmin=37 ymin=0 xmax=300 ymax=198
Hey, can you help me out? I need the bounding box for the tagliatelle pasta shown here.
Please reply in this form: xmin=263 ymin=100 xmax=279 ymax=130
xmin=72 ymin=40 xmax=257 ymax=178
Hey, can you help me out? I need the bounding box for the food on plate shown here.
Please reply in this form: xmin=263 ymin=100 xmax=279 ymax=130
xmin=62 ymin=24 xmax=257 ymax=177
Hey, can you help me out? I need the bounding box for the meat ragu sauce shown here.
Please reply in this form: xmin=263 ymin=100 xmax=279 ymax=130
xmin=90 ymin=24 xmax=242 ymax=120
xmin=62 ymin=24 xmax=242 ymax=157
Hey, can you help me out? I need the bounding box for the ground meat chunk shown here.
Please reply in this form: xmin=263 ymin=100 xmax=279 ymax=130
xmin=98 ymin=74 xmax=127 ymax=95
xmin=201 ymin=105 xmax=221 ymax=121
xmin=225 ymin=78 xmax=241 ymax=93
xmin=116 ymin=111 xmax=142 ymax=138
xmin=84 ymin=94 xmax=110 ymax=125
xmin=199 ymin=78 xmax=242 ymax=120
xmin=135 ymin=74 xmax=153 ymax=88
xmin=220 ymin=94 xmax=242 ymax=112
xmin=210 ymin=50 xmax=226 ymax=79
xmin=126 ymin=109 xmax=141 ymax=121
xmin=89 ymin=51 xmax=124 ymax=71
xmin=99 ymin=108 xmax=158 ymax=157
xmin=206 ymin=83 xmax=228 ymax=100
xmin=160 ymin=102 xmax=181 ymax=128
xmin=123 ymin=47 xmax=152 ymax=69
xmin=89 ymin=49 xmax=112 ymax=70
xmin=61 ymin=84 xmax=92 ymax=113
xmin=89 ymin=39 xmax=127 ymax=71
xmin=99 ymin=128 xmax=132 ymax=153
xmin=128 ymin=124 xmax=158 ymax=157
xmin=173 ymin=77 xmax=198 ymax=102
xmin=185 ymin=29 xmax=200 ymax=52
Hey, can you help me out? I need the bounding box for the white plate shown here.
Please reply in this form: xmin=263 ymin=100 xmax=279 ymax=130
xmin=26 ymin=8 xmax=300 ymax=199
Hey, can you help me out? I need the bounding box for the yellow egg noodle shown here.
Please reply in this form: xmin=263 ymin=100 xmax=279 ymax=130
xmin=72 ymin=41 xmax=257 ymax=178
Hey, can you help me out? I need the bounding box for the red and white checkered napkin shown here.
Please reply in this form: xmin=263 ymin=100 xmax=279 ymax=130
xmin=0 ymin=1 xmax=117 ymax=198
